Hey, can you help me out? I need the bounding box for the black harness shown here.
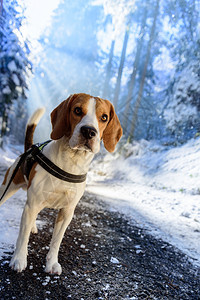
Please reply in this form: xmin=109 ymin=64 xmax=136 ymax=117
xmin=24 ymin=141 xmax=87 ymax=183
xmin=0 ymin=141 xmax=87 ymax=202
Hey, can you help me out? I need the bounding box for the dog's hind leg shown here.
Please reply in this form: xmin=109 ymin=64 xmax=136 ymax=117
xmin=9 ymin=200 xmax=41 ymax=272
xmin=0 ymin=160 xmax=26 ymax=207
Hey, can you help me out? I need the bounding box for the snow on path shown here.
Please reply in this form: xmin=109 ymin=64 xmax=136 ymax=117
xmin=0 ymin=139 xmax=200 ymax=266
xmin=86 ymin=138 xmax=200 ymax=266
xmin=0 ymin=189 xmax=25 ymax=258
xmin=0 ymin=146 xmax=24 ymax=258
xmin=0 ymin=146 xmax=45 ymax=259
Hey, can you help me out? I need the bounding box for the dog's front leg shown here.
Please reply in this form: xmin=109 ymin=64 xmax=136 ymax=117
xmin=9 ymin=203 xmax=39 ymax=272
xmin=45 ymin=207 xmax=75 ymax=275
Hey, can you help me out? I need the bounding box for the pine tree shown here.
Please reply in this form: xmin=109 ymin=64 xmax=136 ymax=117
xmin=162 ymin=0 xmax=200 ymax=141
xmin=0 ymin=0 xmax=31 ymax=145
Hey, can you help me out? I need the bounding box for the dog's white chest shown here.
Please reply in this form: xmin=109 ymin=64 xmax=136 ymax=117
xmin=44 ymin=188 xmax=80 ymax=209
xmin=29 ymin=167 xmax=86 ymax=209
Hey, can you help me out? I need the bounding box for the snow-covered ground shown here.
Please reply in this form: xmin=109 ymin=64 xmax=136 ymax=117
xmin=86 ymin=138 xmax=200 ymax=266
xmin=0 ymin=138 xmax=200 ymax=267
xmin=0 ymin=145 xmax=25 ymax=259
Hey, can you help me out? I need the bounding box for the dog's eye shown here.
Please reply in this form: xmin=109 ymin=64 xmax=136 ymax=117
xmin=74 ymin=107 xmax=82 ymax=116
xmin=101 ymin=114 xmax=108 ymax=122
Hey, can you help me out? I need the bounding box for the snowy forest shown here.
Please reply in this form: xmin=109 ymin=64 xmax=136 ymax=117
xmin=0 ymin=0 xmax=200 ymax=145
xmin=1 ymin=1 xmax=200 ymax=295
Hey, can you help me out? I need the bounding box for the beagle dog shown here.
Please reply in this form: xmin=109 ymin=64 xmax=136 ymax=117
xmin=0 ymin=93 xmax=122 ymax=274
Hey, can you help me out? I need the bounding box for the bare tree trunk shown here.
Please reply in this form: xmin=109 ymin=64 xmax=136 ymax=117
xmin=122 ymin=6 xmax=148 ymax=129
xmin=129 ymin=0 xmax=160 ymax=140
xmin=103 ymin=40 xmax=115 ymax=99
xmin=0 ymin=0 xmax=3 ymax=15
xmin=0 ymin=107 xmax=8 ymax=147
xmin=113 ymin=26 xmax=129 ymax=111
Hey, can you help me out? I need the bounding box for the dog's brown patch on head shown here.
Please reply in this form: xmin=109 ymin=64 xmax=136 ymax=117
xmin=50 ymin=94 xmax=78 ymax=140
xmin=28 ymin=163 xmax=37 ymax=189
xmin=95 ymin=98 xmax=112 ymax=139
xmin=2 ymin=167 xmax=11 ymax=185
xmin=50 ymin=93 xmax=123 ymax=152
xmin=95 ymin=97 xmax=123 ymax=152
xmin=69 ymin=94 xmax=92 ymax=136
xmin=50 ymin=93 xmax=93 ymax=140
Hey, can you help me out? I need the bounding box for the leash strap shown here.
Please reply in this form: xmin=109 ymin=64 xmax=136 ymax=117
xmin=29 ymin=144 xmax=87 ymax=183
xmin=0 ymin=150 xmax=31 ymax=202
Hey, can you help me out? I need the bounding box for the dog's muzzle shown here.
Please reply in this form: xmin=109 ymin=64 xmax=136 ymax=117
xmin=81 ymin=126 xmax=97 ymax=140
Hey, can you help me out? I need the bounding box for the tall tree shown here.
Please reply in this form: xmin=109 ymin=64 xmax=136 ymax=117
xmin=122 ymin=3 xmax=148 ymax=130
xmin=100 ymin=0 xmax=136 ymax=101
xmin=129 ymin=0 xmax=160 ymax=140
xmin=0 ymin=0 xmax=31 ymax=145
xmin=113 ymin=26 xmax=129 ymax=111
xmin=102 ymin=40 xmax=115 ymax=99
xmin=161 ymin=0 xmax=200 ymax=141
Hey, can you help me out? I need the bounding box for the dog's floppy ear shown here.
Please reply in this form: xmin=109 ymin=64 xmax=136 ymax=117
xmin=102 ymin=101 xmax=123 ymax=152
xmin=50 ymin=94 xmax=77 ymax=140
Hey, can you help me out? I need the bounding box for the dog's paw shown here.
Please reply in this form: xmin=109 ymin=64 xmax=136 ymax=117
xmin=45 ymin=261 xmax=62 ymax=275
xmin=31 ymin=223 xmax=38 ymax=234
xmin=9 ymin=255 xmax=27 ymax=272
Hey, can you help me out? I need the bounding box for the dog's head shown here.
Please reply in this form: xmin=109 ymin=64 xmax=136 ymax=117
xmin=50 ymin=93 xmax=123 ymax=153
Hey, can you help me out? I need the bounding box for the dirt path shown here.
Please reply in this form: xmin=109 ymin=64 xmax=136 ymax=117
xmin=0 ymin=193 xmax=200 ymax=299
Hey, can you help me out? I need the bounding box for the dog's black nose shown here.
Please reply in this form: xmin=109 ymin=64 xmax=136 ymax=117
xmin=81 ymin=126 xmax=97 ymax=140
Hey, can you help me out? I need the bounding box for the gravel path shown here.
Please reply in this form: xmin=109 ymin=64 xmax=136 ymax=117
xmin=0 ymin=193 xmax=200 ymax=299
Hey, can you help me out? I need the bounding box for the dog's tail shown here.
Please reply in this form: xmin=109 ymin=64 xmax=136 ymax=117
xmin=24 ymin=108 xmax=46 ymax=152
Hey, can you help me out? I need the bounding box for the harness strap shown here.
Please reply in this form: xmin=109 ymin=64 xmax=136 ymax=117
xmin=29 ymin=144 xmax=87 ymax=183
xmin=0 ymin=141 xmax=87 ymax=202
xmin=38 ymin=140 xmax=52 ymax=151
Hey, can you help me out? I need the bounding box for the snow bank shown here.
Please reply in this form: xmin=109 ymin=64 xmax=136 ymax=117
xmin=0 ymin=146 xmax=17 ymax=167
xmin=164 ymin=60 xmax=200 ymax=131
xmin=0 ymin=146 xmax=23 ymax=259
xmin=87 ymin=138 xmax=200 ymax=266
